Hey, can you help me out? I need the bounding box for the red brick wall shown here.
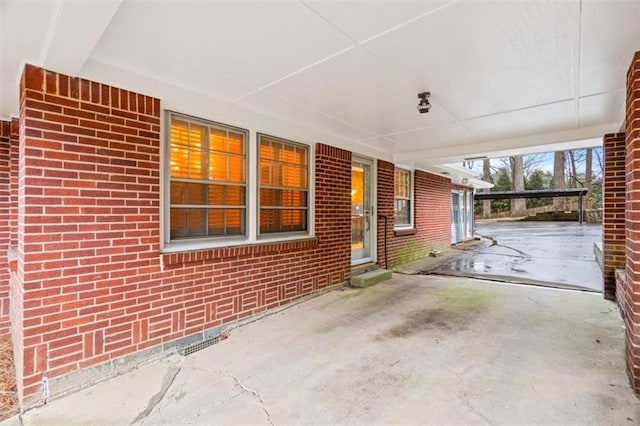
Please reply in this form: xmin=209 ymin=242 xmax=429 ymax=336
xmin=602 ymin=133 xmax=626 ymax=301
xmin=625 ymin=51 xmax=640 ymax=395
xmin=0 ymin=120 xmax=10 ymax=336
xmin=15 ymin=64 xmax=351 ymax=405
xmin=377 ymin=160 xmax=452 ymax=268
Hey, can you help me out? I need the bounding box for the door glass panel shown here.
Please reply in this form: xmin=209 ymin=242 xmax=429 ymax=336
xmin=451 ymin=192 xmax=464 ymax=243
xmin=352 ymin=160 xmax=372 ymax=263
xmin=352 ymin=166 xmax=365 ymax=251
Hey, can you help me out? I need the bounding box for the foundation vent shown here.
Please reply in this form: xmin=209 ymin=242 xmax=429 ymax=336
xmin=180 ymin=335 xmax=220 ymax=356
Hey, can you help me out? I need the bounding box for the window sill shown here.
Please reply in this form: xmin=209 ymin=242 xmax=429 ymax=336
xmin=394 ymin=228 xmax=417 ymax=237
xmin=161 ymin=236 xmax=318 ymax=267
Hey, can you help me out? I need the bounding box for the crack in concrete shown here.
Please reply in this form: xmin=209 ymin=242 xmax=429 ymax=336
xmin=478 ymin=234 xmax=531 ymax=259
xmin=222 ymin=370 xmax=274 ymax=426
xmin=132 ymin=360 xmax=183 ymax=425
xmin=495 ymin=244 xmax=530 ymax=259
xmin=478 ymin=234 xmax=498 ymax=246
xmin=452 ymin=370 xmax=494 ymax=425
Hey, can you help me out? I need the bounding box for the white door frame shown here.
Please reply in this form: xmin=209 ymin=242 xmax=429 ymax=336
xmin=351 ymin=156 xmax=377 ymax=266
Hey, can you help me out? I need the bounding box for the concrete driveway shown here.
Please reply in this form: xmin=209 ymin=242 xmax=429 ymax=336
xmin=434 ymin=221 xmax=603 ymax=292
xmin=16 ymin=274 xmax=639 ymax=425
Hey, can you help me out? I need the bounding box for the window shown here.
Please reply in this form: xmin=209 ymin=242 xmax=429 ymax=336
xmin=168 ymin=113 xmax=247 ymax=242
xmin=394 ymin=168 xmax=412 ymax=227
xmin=164 ymin=112 xmax=313 ymax=250
xmin=258 ymin=134 xmax=308 ymax=235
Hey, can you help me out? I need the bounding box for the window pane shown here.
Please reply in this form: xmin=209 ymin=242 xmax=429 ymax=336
xmin=395 ymin=169 xmax=410 ymax=198
xmin=186 ymin=183 xmax=206 ymax=205
xmin=225 ymin=209 xmax=245 ymax=235
xmin=170 ymin=208 xmax=188 ymax=238
xmin=283 ymin=164 xmax=306 ymax=188
xmin=260 ymin=142 xmax=275 ymax=161
xmin=170 ymin=208 xmax=208 ymax=238
xmin=228 ymin=132 xmax=244 ymax=155
xmin=259 ymin=209 xmax=306 ymax=234
xmin=226 ymin=185 xmax=245 ymax=206
xmin=260 ymin=189 xmax=307 ymax=208
xmin=207 ymin=184 xmax=225 ymax=206
xmin=260 ymin=209 xmax=276 ymax=234
xmin=170 ymin=120 xmax=190 ymax=147
xmin=188 ymin=123 xmax=205 ymax=148
xmin=170 ymin=181 xmax=187 ymax=205
xmin=228 ymin=155 xmax=245 ymax=183
xmin=284 ymin=190 xmax=307 ymax=207
xmin=209 ymin=151 xmax=227 ymax=181
xmin=209 ymin=127 xmax=227 ymax=152
xmin=188 ymin=148 xmax=203 ymax=179
xmin=282 ymin=209 xmax=306 ymax=230
xmin=260 ymin=188 xmax=277 ymax=207
xmin=170 ymin=145 xmax=190 ymax=178
xmin=395 ymin=199 xmax=410 ymax=225
xmin=207 ymin=209 xmax=225 ymax=236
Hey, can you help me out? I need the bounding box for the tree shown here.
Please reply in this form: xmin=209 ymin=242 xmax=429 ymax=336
xmin=553 ymin=151 xmax=566 ymax=210
xmin=585 ymin=148 xmax=592 ymax=188
xmin=511 ymin=155 xmax=526 ymax=216
xmin=591 ymin=147 xmax=603 ymax=208
xmin=568 ymin=150 xmax=578 ymax=188
xmin=491 ymin=168 xmax=512 ymax=213
xmin=525 ymin=170 xmax=552 ymax=208
xmin=482 ymin=158 xmax=491 ymax=218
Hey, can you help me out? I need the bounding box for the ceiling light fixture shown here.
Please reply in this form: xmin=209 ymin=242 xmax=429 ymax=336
xmin=417 ymin=92 xmax=431 ymax=114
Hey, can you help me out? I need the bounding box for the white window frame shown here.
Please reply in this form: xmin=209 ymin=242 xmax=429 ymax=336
xmin=394 ymin=168 xmax=414 ymax=229
xmin=257 ymin=133 xmax=310 ymax=239
xmin=161 ymin=111 xmax=314 ymax=253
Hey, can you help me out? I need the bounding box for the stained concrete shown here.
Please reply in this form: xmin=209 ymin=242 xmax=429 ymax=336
xmin=433 ymin=221 xmax=603 ymax=292
xmin=11 ymin=274 xmax=639 ymax=425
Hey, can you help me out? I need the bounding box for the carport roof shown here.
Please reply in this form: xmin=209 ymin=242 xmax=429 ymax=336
xmin=1 ymin=1 xmax=638 ymax=175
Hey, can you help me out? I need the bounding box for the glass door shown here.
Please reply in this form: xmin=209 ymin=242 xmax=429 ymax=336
xmin=352 ymin=159 xmax=373 ymax=264
xmin=465 ymin=191 xmax=474 ymax=239
xmin=451 ymin=191 xmax=463 ymax=244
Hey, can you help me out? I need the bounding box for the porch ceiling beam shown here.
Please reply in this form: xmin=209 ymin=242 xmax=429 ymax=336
xmin=474 ymin=188 xmax=588 ymax=200
xmin=39 ymin=0 xmax=122 ymax=77
xmin=393 ymin=123 xmax=614 ymax=167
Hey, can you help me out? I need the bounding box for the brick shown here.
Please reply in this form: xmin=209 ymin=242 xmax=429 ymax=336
xmin=22 ymin=65 xmax=45 ymax=91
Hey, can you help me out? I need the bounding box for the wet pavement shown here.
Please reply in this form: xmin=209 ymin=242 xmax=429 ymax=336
xmin=431 ymin=221 xmax=603 ymax=292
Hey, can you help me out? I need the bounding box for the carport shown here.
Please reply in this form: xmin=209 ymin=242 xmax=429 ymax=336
xmin=1 ymin=0 xmax=640 ymax=412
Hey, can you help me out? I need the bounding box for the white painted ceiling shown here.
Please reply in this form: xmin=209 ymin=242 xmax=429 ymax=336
xmin=1 ymin=0 xmax=638 ymax=175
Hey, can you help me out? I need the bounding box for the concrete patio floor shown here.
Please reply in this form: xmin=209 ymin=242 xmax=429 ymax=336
xmin=12 ymin=274 xmax=640 ymax=425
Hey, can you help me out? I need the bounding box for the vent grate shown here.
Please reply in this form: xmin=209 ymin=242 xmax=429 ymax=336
xmin=180 ymin=335 xmax=220 ymax=356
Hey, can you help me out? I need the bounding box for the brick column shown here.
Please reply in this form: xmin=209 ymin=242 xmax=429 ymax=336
xmin=17 ymin=64 xmax=161 ymax=405
xmin=376 ymin=160 xmax=394 ymax=269
xmin=0 ymin=121 xmax=10 ymax=336
xmin=602 ymin=133 xmax=626 ymax=300
xmin=624 ymin=51 xmax=640 ymax=394
xmin=9 ymin=118 xmax=18 ymax=252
